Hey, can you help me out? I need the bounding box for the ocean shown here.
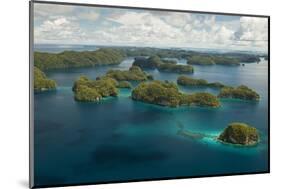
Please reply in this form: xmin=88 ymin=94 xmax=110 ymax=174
xmin=33 ymin=46 xmax=269 ymax=186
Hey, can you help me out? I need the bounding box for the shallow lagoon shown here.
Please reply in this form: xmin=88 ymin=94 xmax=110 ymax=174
xmin=34 ymin=57 xmax=268 ymax=186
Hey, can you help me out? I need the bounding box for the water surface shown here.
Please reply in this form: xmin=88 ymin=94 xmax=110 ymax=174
xmin=34 ymin=56 xmax=269 ymax=186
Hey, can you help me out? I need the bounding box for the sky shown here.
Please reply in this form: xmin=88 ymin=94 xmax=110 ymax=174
xmin=33 ymin=3 xmax=268 ymax=52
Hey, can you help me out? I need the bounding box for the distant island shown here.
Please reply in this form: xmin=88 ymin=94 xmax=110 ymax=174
xmin=34 ymin=46 xmax=262 ymax=104
xmin=34 ymin=46 xmax=263 ymax=72
xmin=131 ymin=80 xmax=220 ymax=107
xmin=34 ymin=67 xmax=56 ymax=92
xmin=120 ymin=47 xmax=262 ymax=64
xmin=132 ymin=55 xmax=194 ymax=73
xmin=34 ymin=48 xmax=125 ymax=70
xmin=223 ymin=52 xmax=261 ymax=63
xmin=157 ymin=63 xmax=194 ymax=73
xmin=218 ymin=85 xmax=260 ymax=101
xmin=73 ymin=76 xmax=118 ymax=102
xmin=187 ymin=55 xmax=240 ymax=66
xmin=133 ymin=56 xmax=161 ymax=69
xmin=105 ymin=66 xmax=153 ymax=81
xmin=218 ymin=122 xmax=260 ymax=145
xmin=177 ymin=75 xmax=226 ymax=88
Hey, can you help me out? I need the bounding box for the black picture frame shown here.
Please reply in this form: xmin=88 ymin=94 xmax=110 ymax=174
xmin=29 ymin=1 xmax=270 ymax=188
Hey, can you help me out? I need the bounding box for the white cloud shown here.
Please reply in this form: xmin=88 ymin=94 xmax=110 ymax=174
xmin=94 ymin=12 xmax=184 ymax=46
xmin=34 ymin=4 xmax=75 ymax=19
xmin=33 ymin=4 xmax=268 ymax=51
xmin=100 ymin=12 xmax=237 ymax=48
xmin=78 ymin=12 xmax=100 ymax=21
xmin=34 ymin=17 xmax=86 ymax=43
xmin=235 ymin=17 xmax=268 ymax=41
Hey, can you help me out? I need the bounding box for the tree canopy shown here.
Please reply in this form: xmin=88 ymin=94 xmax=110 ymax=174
xmin=132 ymin=80 xmax=220 ymax=107
xmin=177 ymin=75 xmax=226 ymax=88
xmin=133 ymin=55 xmax=194 ymax=73
xmin=73 ymin=76 xmax=118 ymax=102
xmin=34 ymin=67 xmax=56 ymax=92
xmin=105 ymin=66 xmax=150 ymax=81
xmin=187 ymin=55 xmax=240 ymax=66
xmin=34 ymin=48 xmax=125 ymax=70
xmin=218 ymin=85 xmax=260 ymax=101
xmin=218 ymin=122 xmax=259 ymax=145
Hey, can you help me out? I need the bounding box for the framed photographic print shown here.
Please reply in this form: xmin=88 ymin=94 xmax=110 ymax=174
xmin=29 ymin=0 xmax=270 ymax=188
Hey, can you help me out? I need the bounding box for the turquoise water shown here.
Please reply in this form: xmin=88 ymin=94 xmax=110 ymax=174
xmin=34 ymin=56 xmax=269 ymax=187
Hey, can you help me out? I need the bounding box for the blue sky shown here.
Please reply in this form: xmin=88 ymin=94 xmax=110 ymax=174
xmin=34 ymin=3 xmax=268 ymax=52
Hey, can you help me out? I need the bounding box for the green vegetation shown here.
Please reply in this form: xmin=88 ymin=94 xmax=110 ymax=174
xmin=132 ymin=81 xmax=181 ymax=107
xmin=147 ymin=74 xmax=154 ymax=80
xmin=121 ymin=47 xmax=261 ymax=64
xmin=240 ymin=56 xmax=260 ymax=63
xmin=177 ymin=75 xmax=208 ymax=86
xmin=162 ymin=59 xmax=177 ymax=64
xmin=131 ymin=80 xmax=220 ymax=107
xmin=105 ymin=66 xmax=150 ymax=81
xmin=74 ymin=85 xmax=102 ymax=102
xmin=187 ymin=55 xmax=240 ymax=66
xmin=180 ymin=93 xmax=220 ymax=107
xmin=227 ymin=53 xmax=260 ymax=63
xmin=218 ymin=122 xmax=259 ymax=145
xmin=211 ymin=56 xmax=240 ymax=65
xmin=121 ymin=47 xmax=190 ymax=59
xmin=34 ymin=48 xmax=125 ymax=70
xmin=73 ymin=76 xmax=118 ymax=102
xmin=132 ymin=55 xmax=162 ymax=69
xmin=133 ymin=55 xmax=194 ymax=73
xmin=157 ymin=63 xmax=194 ymax=73
xmin=34 ymin=67 xmax=56 ymax=92
xmin=117 ymin=81 xmax=132 ymax=88
xmin=187 ymin=55 xmax=215 ymax=65
xmin=177 ymin=75 xmax=226 ymax=88
xmin=207 ymin=82 xmax=226 ymax=88
xmin=218 ymin=85 xmax=260 ymax=101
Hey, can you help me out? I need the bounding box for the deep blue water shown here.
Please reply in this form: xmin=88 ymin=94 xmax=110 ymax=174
xmin=34 ymin=56 xmax=269 ymax=186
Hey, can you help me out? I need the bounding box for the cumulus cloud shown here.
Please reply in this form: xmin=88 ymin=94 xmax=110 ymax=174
xmin=95 ymin=12 xmax=184 ymax=46
xmin=234 ymin=17 xmax=268 ymax=41
xmin=34 ymin=17 xmax=86 ymax=43
xmin=102 ymin=11 xmax=235 ymax=48
xmin=34 ymin=4 xmax=75 ymax=19
xmin=33 ymin=3 xmax=268 ymax=51
xmin=78 ymin=11 xmax=100 ymax=21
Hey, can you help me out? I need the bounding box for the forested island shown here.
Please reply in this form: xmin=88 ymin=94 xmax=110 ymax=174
xmin=34 ymin=46 xmax=262 ymax=104
xmin=157 ymin=63 xmax=194 ymax=73
xmin=177 ymin=121 xmax=260 ymax=146
xmin=34 ymin=67 xmax=56 ymax=92
xmin=120 ymin=47 xmax=262 ymax=64
xmin=34 ymin=46 xmax=263 ymax=73
xmin=187 ymin=55 xmax=240 ymax=65
xmin=177 ymin=75 xmax=225 ymax=88
xmin=222 ymin=52 xmax=261 ymax=63
xmin=132 ymin=55 xmax=194 ymax=73
xmin=105 ymin=66 xmax=153 ymax=81
xmin=73 ymin=76 xmax=118 ymax=102
xmin=117 ymin=81 xmax=132 ymax=88
xmin=34 ymin=48 xmax=125 ymax=70
xmin=131 ymin=80 xmax=220 ymax=107
xmin=133 ymin=56 xmax=161 ymax=69
xmin=35 ymin=46 xmax=264 ymax=146
xmin=218 ymin=122 xmax=260 ymax=145
xmin=218 ymin=85 xmax=260 ymax=101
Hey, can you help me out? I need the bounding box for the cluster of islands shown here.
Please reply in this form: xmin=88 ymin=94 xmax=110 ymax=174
xmin=34 ymin=47 xmax=265 ymax=146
